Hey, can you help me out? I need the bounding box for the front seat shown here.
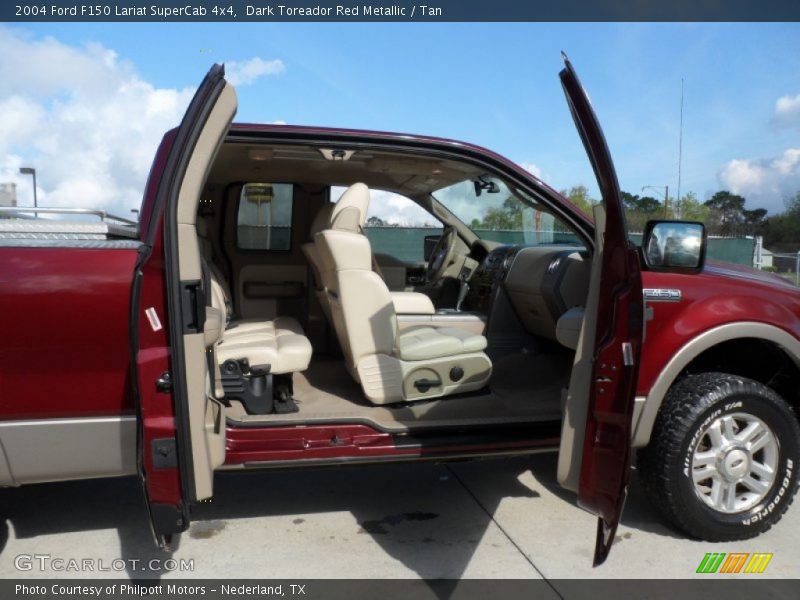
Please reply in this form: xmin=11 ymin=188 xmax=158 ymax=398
xmin=301 ymin=202 xmax=336 ymax=321
xmin=315 ymin=183 xmax=492 ymax=404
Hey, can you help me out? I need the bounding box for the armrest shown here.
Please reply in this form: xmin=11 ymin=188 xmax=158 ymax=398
xmin=556 ymin=306 xmax=584 ymax=350
xmin=390 ymin=291 xmax=435 ymax=315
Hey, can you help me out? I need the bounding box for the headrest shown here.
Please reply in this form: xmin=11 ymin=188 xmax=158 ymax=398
xmin=309 ymin=202 xmax=335 ymax=238
xmin=330 ymin=182 xmax=370 ymax=232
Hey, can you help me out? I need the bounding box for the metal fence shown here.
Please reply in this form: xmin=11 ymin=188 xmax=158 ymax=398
xmin=763 ymin=251 xmax=800 ymax=286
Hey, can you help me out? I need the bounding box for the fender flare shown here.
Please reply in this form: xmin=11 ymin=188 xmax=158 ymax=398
xmin=632 ymin=321 xmax=800 ymax=448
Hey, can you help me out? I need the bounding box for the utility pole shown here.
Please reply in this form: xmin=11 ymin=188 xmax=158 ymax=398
xmin=677 ymin=78 xmax=684 ymax=219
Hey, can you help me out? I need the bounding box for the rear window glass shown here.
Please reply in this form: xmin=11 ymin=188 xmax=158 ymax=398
xmin=237 ymin=183 xmax=293 ymax=251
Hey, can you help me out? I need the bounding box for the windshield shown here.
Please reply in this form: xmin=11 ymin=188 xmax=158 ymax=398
xmin=431 ymin=176 xmax=581 ymax=245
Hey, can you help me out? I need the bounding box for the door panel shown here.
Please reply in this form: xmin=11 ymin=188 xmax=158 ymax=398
xmin=132 ymin=64 xmax=236 ymax=546
xmin=237 ymin=264 xmax=308 ymax=320
xmin=555 ymin=56 xmax=644 ymax=565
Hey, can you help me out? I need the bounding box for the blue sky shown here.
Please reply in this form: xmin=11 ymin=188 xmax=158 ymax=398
xmin=1 ymin=22 xmax=799 ymax=216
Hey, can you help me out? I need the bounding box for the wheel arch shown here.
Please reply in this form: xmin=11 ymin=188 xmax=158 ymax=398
xmin=633 ymin=322 xmax=800 ymax=448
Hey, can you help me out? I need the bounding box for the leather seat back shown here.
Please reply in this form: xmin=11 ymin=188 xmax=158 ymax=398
xmin=301 ymin=202 xmax=335 ymax=319
xmin=315 ymin=183 xmax=397 ymax=376
xmin=316 ymin=183 xmax=492 ymax=405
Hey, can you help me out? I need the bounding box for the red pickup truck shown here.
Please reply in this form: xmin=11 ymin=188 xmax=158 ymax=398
xmin=1 ymin=58 xmax=798 ymax=566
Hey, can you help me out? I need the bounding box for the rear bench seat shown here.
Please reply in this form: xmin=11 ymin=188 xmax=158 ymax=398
xmin=216 ymin=316 xmax=312 ymax=373
xmin=198 ymin=218 xmax=312 ymax=377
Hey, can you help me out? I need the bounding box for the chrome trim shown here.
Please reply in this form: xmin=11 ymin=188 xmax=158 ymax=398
xmin=622 ymin=342 xmax=634 ymax=366
xmin=643 ymin=288 xmax=682 ymax=302
xmin=0 ymin=206 xmax=138 ymax=226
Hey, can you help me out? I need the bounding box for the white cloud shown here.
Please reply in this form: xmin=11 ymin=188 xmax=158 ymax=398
xmin=0 ymin=27 xmax=284 ymax=217
xmin=368 ymin=190 xmax=438 ymax=226
xmin=718 ymin=148 xmax=800 ymax=212
xmin=774 ymin=93 xmax=800 ymax=129
xmin=226 ymin=57 xmax=284 ymax=87
xmin=520 ymin=162 xmax=544 ymax=179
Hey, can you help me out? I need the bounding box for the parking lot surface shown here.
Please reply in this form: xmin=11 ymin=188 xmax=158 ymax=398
xmin=1 ymin=454 xmax=797 ymax=582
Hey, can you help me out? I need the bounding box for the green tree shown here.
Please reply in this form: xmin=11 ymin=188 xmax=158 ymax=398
xmin=478 ymin=196 xmax=523 ymax=230
xmin=763 ymin=191 xmax=800 ymax=251
xmin=560 ymin=185 xmax=595 ymax=217
xmin=638 ymin=196 xmax=663 ymax=214
xmin=674 ymin=192 xmax=709 ymax=222
xmin=620 ymin=191 xmax=641 ymax=212
xmin=704 ymin=190 xmax=748 ymax=235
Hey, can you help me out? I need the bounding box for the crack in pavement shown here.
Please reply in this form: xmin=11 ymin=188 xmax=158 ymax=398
xmin=446 ymin=464 xmax=564 ymax=599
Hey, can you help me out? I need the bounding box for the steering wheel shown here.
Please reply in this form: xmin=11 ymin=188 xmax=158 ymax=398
xmin=426 ymin=226 xmax=458 ymax=284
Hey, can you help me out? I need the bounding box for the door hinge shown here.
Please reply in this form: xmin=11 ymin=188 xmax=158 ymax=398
xmin=156 ymin=371 xmax=172 ymax=393
xmin=151 ymin=438 xmax=178 ymax=469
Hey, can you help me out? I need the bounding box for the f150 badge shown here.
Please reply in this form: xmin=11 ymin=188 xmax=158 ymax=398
xmin=643 ymin=288 xmax=682 ymax=302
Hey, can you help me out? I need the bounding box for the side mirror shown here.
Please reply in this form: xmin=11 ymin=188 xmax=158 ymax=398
xmin=423 ymin=235 xmax=440 ymax=262
xmin=642 ymin=220 xmax=707 ymax=273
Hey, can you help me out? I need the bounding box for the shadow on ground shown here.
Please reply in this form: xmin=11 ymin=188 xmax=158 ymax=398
xmin=0 ymin=453 xmax=677 ymax=582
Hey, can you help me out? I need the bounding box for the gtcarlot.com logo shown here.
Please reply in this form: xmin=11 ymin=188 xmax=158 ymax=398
xmin=14 ymin=554 xmax=194 ymax=573
xmin=696 ymin=552 xmax=773 ymax=574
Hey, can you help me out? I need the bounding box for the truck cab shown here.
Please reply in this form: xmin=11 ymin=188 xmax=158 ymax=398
xmin=1 ymin=59 xmax=798 ymax=565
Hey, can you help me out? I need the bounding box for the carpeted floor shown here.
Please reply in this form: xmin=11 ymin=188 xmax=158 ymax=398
xmin=226 ymin=351 xmax=572 ymax=432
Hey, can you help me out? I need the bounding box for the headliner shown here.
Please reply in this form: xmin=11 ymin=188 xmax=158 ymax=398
xmin=206 ymin=141 xmax=487 ymax=199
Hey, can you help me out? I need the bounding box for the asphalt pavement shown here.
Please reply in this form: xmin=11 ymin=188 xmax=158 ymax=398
xmin=1 ymin=453 xmax=798 ymax=583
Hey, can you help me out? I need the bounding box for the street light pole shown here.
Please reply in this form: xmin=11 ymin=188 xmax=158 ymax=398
xmin=19 ymin=167 xmax=37 ymax=217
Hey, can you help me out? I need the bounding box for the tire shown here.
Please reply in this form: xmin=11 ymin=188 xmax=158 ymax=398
xmin=637 ymin=372 xmax=800 ymax=541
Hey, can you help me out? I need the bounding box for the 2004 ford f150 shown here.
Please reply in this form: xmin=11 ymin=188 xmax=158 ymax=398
xmin=1 ymin=57 xmax=798 ymax=565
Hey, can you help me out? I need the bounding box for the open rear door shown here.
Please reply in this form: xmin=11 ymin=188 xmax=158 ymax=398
xmin=555 ymin=55 xmax=644 ymax=565
xmin=130 ymin=64 xmax=236 ymax=547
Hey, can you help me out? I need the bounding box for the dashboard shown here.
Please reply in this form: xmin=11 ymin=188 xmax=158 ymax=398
xmin=468 ymin=244 xmax=590 ymax=342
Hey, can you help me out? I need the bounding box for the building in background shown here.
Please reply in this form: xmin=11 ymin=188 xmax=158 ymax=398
xmin=0 ymin=183 xmax=17 ymax=208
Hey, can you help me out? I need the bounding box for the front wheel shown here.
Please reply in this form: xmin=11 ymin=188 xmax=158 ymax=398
xmin=638 ymin=372 xmax=800 ymax=541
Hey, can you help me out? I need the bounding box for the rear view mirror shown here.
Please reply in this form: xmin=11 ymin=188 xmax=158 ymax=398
xmin=642 ymin=220 xmax=706 ymax=273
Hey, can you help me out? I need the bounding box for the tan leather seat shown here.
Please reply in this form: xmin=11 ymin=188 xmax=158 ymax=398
xmin=305 ymin=196 xmax=436 ymax=319
xmin=395 ymin=326 xmax=487 ymax=361
xmin=315 ymin=183 xmax=491 ymax=404
xmin=197 ymin=217 xmax=311 ymax=375
xmin=215 ymin=316 xmax=311 ymax=373
xmin=302 ymin=202 xmax=336 ymax=320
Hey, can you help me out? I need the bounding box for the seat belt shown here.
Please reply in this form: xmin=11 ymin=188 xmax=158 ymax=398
xmin=200 ymin=259 xmax=219 ymax=396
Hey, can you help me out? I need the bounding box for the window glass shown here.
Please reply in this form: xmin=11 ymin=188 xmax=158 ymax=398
xmin=432 ymin=177 xmax=581 ymax=246
xmin=237 ymin=183 xmax=293 ymax=250
xmin=330 ymin=186 xmax=440 ymax=262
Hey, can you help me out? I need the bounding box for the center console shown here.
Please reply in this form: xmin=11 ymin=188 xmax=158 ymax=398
xmin=468 ymin=245 xmax=521 ymax=313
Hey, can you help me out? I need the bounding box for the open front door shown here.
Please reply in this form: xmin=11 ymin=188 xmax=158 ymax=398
xmin=130 ymin=64 xmax=236 ymax=547
xmin=555 ymin=55 xmax=644 ymax=565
